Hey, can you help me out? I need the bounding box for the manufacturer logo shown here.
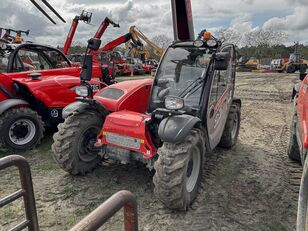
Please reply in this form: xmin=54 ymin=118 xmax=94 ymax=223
xmin=50 ymin=109 xmax=59 ymax=118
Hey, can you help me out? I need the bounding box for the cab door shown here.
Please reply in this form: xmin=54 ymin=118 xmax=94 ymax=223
xmin=206 ymin=45 xmax=236 ymax=150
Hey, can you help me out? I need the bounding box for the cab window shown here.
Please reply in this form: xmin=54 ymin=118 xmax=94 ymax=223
xmin=12 ymin=46 xmax=70 ymax=72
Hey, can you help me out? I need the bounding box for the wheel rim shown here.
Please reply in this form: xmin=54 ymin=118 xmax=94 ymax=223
xmin=186 ymin=146 xmax=201 ymax=193
xmin=8 ymin=119 xmax=36 ymax=146
xmin=231 ymin=112 xmax=239 ymax=140
xmin=78 ymin=126 xmax=99 ymax=162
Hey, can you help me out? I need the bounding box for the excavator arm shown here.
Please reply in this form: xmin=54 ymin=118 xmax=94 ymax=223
xmin=129 ymin=26 xmax=164 ymax=57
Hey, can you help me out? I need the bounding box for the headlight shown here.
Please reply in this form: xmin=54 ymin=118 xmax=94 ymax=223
xmin=165 ymin=96 xmax=184 ymax=110
xmin=75 ymin=86 xmax=89 ymax=97
xmin=206 ymin=39 xmax=217 ymax=47
xmin=193 ymin=40 xmax=204 ymax=47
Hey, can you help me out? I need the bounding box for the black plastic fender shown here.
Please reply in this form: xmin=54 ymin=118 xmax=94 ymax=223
xmin=158 ymin=114 xmax=201 ymax=144
xmin=62 ymin=101 xmax=109 ymax=119
xmin=0 ymin=99 xmax=29 ymax=115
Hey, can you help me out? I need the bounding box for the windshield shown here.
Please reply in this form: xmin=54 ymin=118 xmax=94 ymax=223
xmin=150 ymin=46 xmax=211 ymax=111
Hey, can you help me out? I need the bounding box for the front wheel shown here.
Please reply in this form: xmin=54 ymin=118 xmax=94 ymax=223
xmin=52 ymin=111 xmax=104 ymax=175
xmin=297 ymin=157 xmax=308 ymax=230
xmin=0 ymin=108 xmax=44 ymax=150
xmin=153 ymin=128 xmax=205 ymax=211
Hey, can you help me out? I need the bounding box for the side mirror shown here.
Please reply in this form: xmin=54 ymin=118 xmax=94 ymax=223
xmin=80 ymin=54 xmax=92 ymax=81
xmin=299 ymin=64 xmax=307 ymax=81
xmin=214 ymin=52 xmax=230 ymax=71
xmin=87 ymin=38 xmax=101 ymax=51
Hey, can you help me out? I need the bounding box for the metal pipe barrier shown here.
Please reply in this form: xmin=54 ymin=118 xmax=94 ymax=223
xmin=70 ymin=190 xmax=138 ymax=231
xmin=0 ymin=155 xmax=138 ymax=231
xmin=0 ymin=155 xmax=39 ymax=231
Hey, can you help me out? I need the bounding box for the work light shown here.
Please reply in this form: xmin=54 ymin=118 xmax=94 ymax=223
xmin=75 ymin=86 xmax=89 ymax=97
xmin=165 ymin=96 xmax=184 ymax=110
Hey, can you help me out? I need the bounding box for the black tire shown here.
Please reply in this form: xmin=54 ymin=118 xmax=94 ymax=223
xmin=288 ymin=97 xmax=301 ymax=162
xmin=287 ymin=64 xmax=297 ymax=73
xmin=218 ymin=103 xmax=241 ymax=148
xmin=52 ymin=111 xmax=104 ymax=175
xmin=297 ymin=157 xmax=308 ymax=231
xmin=153 ymin=129 xmax=205 ymax=211
xmin=0 ymin=107 xmax=44 ymax=150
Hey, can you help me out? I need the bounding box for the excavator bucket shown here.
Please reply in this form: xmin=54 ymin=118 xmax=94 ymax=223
xmin=171 ymin=0 xmax=195 ymax=41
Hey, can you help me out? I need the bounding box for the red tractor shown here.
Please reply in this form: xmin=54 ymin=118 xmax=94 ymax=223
xmin=52 ymin=0 xmax=241 ymax=211
xmin=0 ymin=41 xmax=105 ymax=151
xmin=0 ymin=10 xmax=122 ymax=151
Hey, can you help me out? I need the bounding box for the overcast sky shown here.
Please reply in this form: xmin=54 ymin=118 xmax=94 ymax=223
xmin=1 ymin=0 xmax=308 ymax=47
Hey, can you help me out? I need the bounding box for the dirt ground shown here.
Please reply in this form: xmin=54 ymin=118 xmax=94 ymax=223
xmin=0 ymin=72 xmax=303 ymax=231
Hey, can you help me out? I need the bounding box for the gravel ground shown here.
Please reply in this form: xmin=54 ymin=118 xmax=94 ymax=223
xmin=0 ymin=72 xmax=302 ymax=231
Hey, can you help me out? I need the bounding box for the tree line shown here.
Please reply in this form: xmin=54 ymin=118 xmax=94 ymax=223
xmin=216 ymin=28 xmax=308 ymax=59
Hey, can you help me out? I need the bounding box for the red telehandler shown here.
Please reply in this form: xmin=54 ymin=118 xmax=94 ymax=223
xmin=52 ymin=0 xmax=241 ymax=211
xmin=0 ymin=5 xmax=121 ymax=150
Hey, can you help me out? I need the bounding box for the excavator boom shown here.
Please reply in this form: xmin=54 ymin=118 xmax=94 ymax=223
xmin=129 ymin=26 xmax=164 ymax=58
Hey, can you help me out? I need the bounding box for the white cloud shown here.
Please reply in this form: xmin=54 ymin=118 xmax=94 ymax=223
xmin=0 ymin=0 xmax=307 ymax=47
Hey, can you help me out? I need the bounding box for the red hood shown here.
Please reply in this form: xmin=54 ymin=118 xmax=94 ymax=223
xmin=14 ymin=76 xmax=105 ymax=108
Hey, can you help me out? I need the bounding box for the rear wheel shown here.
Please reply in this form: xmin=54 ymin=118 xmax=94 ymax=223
xmin=288 ymin=97 xmax=301 ymax=162
xmin=287 ymin=64 xmax=297 ymax=73
xmin=52 ymin=111 xmax=104 ymax=175
xmin=0 ymin=108 xmax=44 ymax=150
xmin=297 ymin=157 xmax=308 ymax=230
xmin=153 ymin=129 xmax=205 ymax=211
xmin=219 ymin=103 xmax=241 ymax=148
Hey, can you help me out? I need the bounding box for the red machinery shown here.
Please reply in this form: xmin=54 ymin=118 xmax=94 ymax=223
xmin=52 ymin=0 xmax=241 ymax=211
xmin=0 ymin=6 xmax=121 ymax=150
xmin=94 ymin=33 xmax=144 ymax=77
xmin=63 ymin=12 xmax=120 ymax=55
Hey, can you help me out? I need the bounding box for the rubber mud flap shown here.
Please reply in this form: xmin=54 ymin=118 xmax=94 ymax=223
xmin=158 ymin=114 xmax=200 ymax=144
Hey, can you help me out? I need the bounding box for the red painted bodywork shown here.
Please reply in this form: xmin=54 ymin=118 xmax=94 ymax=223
xmin=0 ymin=73 xmax=14 ymax=101
xmin=297 ymin=74 xmax=308 ymax=149
xmin=94 ymin=78 xmax=153 ymax=112
xmin=98 ymin=111 xmax=157 ymax=158
xmin=94 ymin=78 xmax=156 ymax=157
xmin=14 ymin=76 xmax=105 ymax=108
xmin=5 ymin=64 xmax=102 ymax=80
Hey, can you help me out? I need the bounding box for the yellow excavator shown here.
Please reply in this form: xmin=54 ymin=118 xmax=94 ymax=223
xmin=125 ymin=26 xmax=164 ymax=60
